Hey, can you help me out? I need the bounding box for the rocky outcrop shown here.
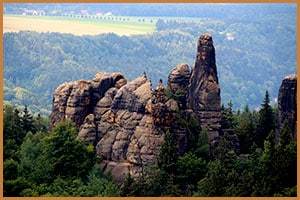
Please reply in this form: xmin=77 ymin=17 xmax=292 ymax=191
xmin=187 ymin=33 xmax=221 ymax=143
xmin=278 ymin=74 xmax=297 ymax=139
xmin=51 ymin=71 xmax=180 ymax=182
xmin=50 ymin=33 xmax=224 ymax=183
xmin=50 ymin=72 xmax=127 ymax=129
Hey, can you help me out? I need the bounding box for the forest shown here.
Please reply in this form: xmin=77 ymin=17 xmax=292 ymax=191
xmin=3 ymin=91 xmax=296 ymax=196
xmin=3 ymin=3 xmax=296 ymax=115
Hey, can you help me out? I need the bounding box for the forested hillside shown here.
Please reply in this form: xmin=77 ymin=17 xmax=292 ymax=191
xmin=3 ymin=3 xmax=296 ymax=115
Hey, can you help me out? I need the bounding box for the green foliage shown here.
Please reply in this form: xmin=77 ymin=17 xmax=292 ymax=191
xmin=4 ymin=177 xmax=33 ymax=197
xmin=3 ymin=114 xmax=120 ymax=197
xmin=164 ymin=88 xmax=186 ymax=109
xmin=3 ymin=104 xmax=25 ymax=150
xmin=256 ymin=91 xmax=276 ymax=148
xmin=195 ymin=119 xmax=296 ymax=197
xmin=33 ymin=113 xmax=49 ymax=132
xmin=234 ymin=105 xmax=257 ymax=154
xmin=3 ymin=159 xmax=19 ymax=180
xmin=121 ymin=164 xmax=163 ymax=196
xmin=157 ymin=130 xmax=179 ymax=175
xmin=177 ymin=152 xmax=207 ymax=195
xmin=221 ymin=100 xmax=235 ymax=129
xmin=192 ymin=128 xmax=210 ymax=159
xmin=42 ymin=121 xmax=96 ymax=181
xmin=21 ymin=106 xmax=34 ymax=133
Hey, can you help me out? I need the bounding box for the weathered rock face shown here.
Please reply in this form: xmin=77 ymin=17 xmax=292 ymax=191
xmin=278 ymin=74 xmax=297 ymax=139
xmin=50 ymin=72 xmax=127 ymax=129
xmin=51 ymin=71 xmax=179 ymax=183
xmin=187 ymin=33 xmax=221 ymax=142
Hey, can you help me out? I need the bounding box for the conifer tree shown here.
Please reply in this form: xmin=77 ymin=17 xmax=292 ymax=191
xmin=157 ymin=130 xmax=180 ymax=196
xmin=21 ymin=106 xmax=34 ymax=134
xmin=221 ymin=100 xmax=234 ymax=129
xmin=256 ymin=91 xmax=275 ymax=148
xmin=234 ymin=105 xmax=256 ymax=154
xmin=157 ymin=130 xmax=179 ymax=175
xmin=3 ymin=105 xmax=25 ymax=160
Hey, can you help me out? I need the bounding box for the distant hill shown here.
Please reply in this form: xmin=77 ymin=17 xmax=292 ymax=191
xmin=3 ymin=3 xmax=296 ymax=115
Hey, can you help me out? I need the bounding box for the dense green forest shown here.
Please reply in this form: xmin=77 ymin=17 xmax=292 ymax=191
xmin=3 ymin=3 xmax=296 ymax=115
xmin=3 ymin=91 xmax=296 ymax=196
xmin=3 ymin=104 xmax=120 ymax=196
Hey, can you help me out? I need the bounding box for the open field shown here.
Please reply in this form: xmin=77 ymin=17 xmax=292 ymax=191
xmin=3 ymin=15 xmax=157 ymax=36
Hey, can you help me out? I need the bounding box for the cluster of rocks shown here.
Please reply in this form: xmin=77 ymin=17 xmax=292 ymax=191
xmin=49 ymin=33 xmax=297 ymax=184
xmin=50 ymin=33 xmax=223 ymax=183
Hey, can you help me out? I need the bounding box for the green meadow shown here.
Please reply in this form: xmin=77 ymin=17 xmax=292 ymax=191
xmin=3 ymin=14 xmax=158 ymax=35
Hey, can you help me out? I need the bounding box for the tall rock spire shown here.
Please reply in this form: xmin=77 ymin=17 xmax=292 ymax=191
xmin=187 ymin=33 xmax=221 ymax=142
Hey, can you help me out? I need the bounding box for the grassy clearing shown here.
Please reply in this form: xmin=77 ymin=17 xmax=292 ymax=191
xmin=3 ymin=14 xmax=157 ymax=36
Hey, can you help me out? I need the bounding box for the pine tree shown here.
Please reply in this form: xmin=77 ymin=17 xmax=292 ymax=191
xmin=274 ymin=121 xmax=296 ymax=194
xmin=234 ymin=105 xmax=256 ymax=154
xmin=221 ymin=100 xmax=234 ymax=129
xmin=21 ymin=106 xmax=34 ymax=134
xmin=157 ymin=130 xmax=179 ymax=175
xmin=256 ymin=91 xmax=275 ymax=148
xmin=157 ymin=130 xmax=180 ymax=196
xmin=3 ymin=105 xmax=25 ymax=160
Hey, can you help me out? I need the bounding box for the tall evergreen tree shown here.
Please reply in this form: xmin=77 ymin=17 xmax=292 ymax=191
xmin=3 ymin=105 xmax=25 ymax=160
xmin=256 ymin=91 xmax=275 ymax=148
xmin=274 ymin=121 xmax=297 ymax=195
xmin=234 ymin=105 xmax=256 ymax=154
xmin=157 ymin=130 xmax=180 ymax=196
xmin=21 ymin=106 xmax=35 ymax=134
xmin=157 ymin=130 xmax=179 ymax=175
xmin=221 ymin=100 xmax=234 ymax=129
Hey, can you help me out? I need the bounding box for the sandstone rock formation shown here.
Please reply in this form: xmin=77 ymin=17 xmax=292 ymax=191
xmin=278 ymin=74 xmax=297 ymax=139
xmin=50 ymin=72 xmax=127 ymax=129
xmin=50 ymin=71 xmax=179 ymax=183
xmin=187 ymin=33 xmax=221 ymax=143
xmin=50 ymin=33 xmax=224 ymax=183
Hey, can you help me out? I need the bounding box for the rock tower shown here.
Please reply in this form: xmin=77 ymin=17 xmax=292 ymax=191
xmin=187 ymin=33 xmax=221 ymax=144
xmin=278 ymin=74 xmax=297 ymax=139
